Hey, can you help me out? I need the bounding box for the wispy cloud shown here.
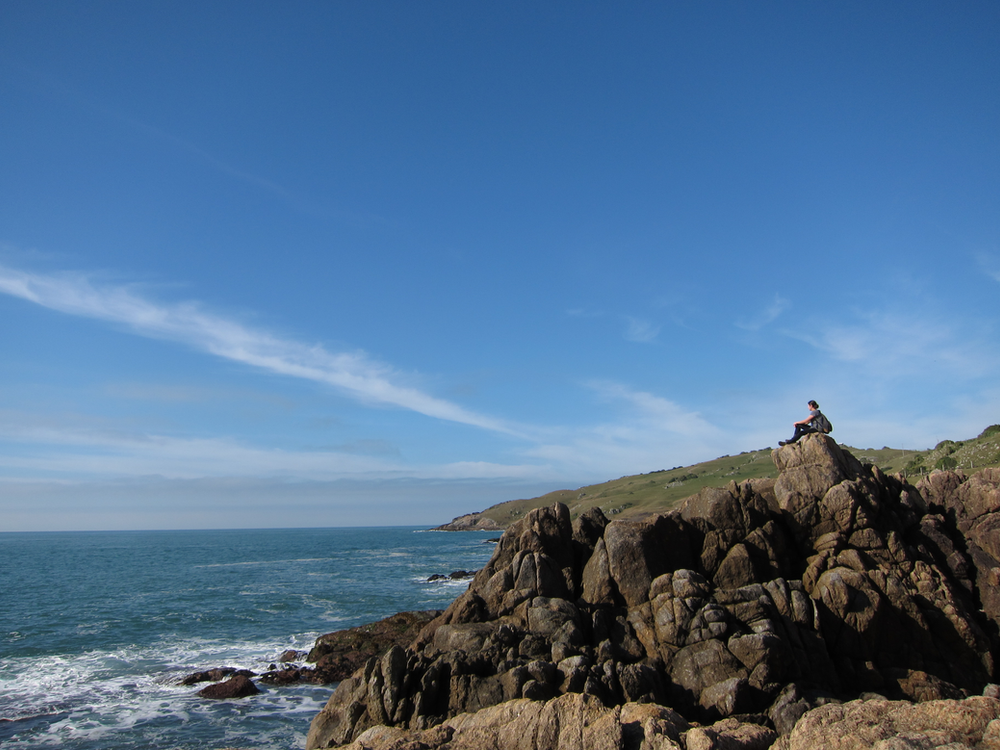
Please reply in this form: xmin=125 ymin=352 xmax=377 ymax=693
xmin=736 ymin=294 xmax=789 ymax=331
xmin=0 ymin=410 xmax=541 ymax=481
xmin=585 ymin=381 xmax=718 ymax=435
xmin=0 ymin=265 xmax=518 ymax=435
xmin=17 ymin=65 xmax=342 ymax=219
xmin=523 ymin=381 xmax=725 ymax=476
xmin=624 ymin=316 xmax=660 ymax=343
xmin=784 ymin=308 xmax=996 ymax=379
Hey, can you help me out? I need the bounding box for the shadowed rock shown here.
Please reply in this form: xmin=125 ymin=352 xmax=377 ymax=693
xmin=306 ymin=610 xmax=442 ymax=683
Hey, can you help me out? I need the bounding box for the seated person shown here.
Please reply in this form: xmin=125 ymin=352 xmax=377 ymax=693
xmin=779 ymin=400 xmax=829 ymax=446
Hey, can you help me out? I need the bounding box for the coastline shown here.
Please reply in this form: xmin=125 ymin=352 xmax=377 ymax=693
xmin=0 ymin=527 xmax=497 ymax=750
xmin=305 ymin=437 xmax=1000 ymax=749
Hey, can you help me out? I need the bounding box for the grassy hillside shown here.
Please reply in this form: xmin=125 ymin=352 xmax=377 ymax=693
xmin=450 ymin=425 xmax=1000 ymax=530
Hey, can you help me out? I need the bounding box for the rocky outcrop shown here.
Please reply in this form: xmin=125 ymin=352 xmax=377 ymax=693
xmin=257 ymin=610 xmax=443 ymax=687
xmin=307 ymin=610 xmax=442 ymax=679
xmin=254 ymin=611 xmax=443 ymax=687
xmin=433 ymin=512 xmax=504 ymax=532
xmin=306 ymin=435 xmax=1000 ymax=749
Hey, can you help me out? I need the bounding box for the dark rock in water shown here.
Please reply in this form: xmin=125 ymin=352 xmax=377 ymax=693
xmin=260 ymin=665 xmax=316 ymax=686
xmin=305 ymin=436 xmax=1000 ymax=749
xmin=180 ymin=667 xmax=255 ymax=686
xmin=197 ymin=674 xmax=259 ymax=699
xmin=428 ymin=570 xmax=476 ymax=582
xmin=279 ymin=649 xmax=301 ymax=663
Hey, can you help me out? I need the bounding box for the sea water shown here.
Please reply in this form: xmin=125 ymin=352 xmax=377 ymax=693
xmin=0 ymin=527 xmax=499 ymax=749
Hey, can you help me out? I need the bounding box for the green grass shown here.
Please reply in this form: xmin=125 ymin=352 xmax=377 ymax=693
xmin=459 ymin=425 xmax=1000 ymax=529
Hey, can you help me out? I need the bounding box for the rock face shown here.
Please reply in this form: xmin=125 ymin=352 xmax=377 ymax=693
xmin=302 ymin=610 xmax=442 ymax=684
xmin=334 ymin=693 xmax=777 ymax=750
xmin=306 ymin=436 xmax=1000 ymax=749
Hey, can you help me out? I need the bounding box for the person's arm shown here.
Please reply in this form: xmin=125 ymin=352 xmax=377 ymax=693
xmin=795 ymin=412 xmax=817 ymax=426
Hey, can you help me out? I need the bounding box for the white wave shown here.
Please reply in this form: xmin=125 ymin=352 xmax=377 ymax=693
xmin=416 ymin=575 xmax=474 ymax=591
xmin=0 ymin=635 xmax=331 ymax=749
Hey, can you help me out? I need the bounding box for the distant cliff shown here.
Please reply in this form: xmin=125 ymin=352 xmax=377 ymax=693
xmin=432 ymin=511 xmax=504 ymax=532
xmin=307 ymin=434 xmax=1000 ymax=749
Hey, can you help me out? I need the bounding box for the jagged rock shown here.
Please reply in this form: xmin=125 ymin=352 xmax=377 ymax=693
xmin=306 ymin=436 xmax=1000 ymax=749
xmin=307 ymin=610 xmax=441 ymax=683
xmin=668 ymin=638 xmax=748 ymax=717
xmin=580 ymin=537 xmax=616 ymax=606
xmin=922 ymin=468 xmax=1000 ymax=626
xmin=604 ymin=513 xmax=694 ymax=608
xmin=572 ymin=506 xmax=608 ymax=551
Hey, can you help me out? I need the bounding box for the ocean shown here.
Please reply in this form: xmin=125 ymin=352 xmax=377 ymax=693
xmin=0 ymin=527 xmax=499 ymax=749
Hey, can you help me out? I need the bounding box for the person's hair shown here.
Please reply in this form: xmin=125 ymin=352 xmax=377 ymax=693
xmin=808 ymin=400 xmax=819 ymax=409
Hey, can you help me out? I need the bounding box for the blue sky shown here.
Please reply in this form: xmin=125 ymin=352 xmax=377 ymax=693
xmin=2 ymin=2 xmax=998 ymax=530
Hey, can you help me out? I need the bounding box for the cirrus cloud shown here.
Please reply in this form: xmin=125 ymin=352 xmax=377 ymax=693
xmin=0 ymin=264 xmax=520 ymax=436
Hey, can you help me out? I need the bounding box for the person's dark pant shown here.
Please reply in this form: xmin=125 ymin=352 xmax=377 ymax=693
xmin=783 ymin=424 xmax=817 ymax=445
